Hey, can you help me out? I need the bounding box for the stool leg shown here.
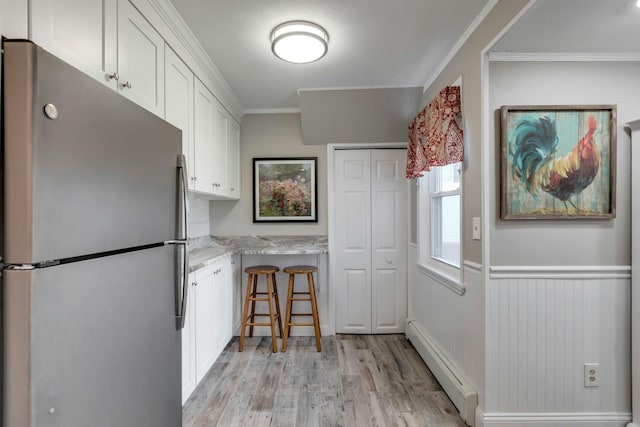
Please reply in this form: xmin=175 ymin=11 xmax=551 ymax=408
xmin=308 ymin=272 xmax=322 ymax=352
xmin=249 ymin=274 xmax=258 ymax=337
xmin=282 ymin=273 xmax=295 ymax=352
xmin=266 ymin=273 xmax=278 ymax=353
xmin=271 ymin=272 xmax=284 ymax=337
xmin=239 ymin=273 xmax=254 ymax=352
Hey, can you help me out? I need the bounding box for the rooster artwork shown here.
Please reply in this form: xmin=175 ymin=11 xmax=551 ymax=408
xmin=501 ymin=107 xmax=615 ymax=219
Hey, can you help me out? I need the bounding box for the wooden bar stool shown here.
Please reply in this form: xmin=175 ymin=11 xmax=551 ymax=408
xmin=282 ymin=265 xmax=321 ymax=352
xmin=239 ymin=265 xmax=283 ymax=353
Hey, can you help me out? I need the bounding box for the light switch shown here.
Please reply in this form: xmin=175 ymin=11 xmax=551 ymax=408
xmin=472 ymin=217 xmax=481 ymax=240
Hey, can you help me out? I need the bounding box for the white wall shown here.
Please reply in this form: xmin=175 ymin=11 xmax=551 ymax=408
xmin=489 ymin=61 xmax=637 ymax=266
xmin=209 ymin=113 xmax=328 ymax=236
xmin=482 ymin=60 xmax=638 ymax=424
xmin=409 ymin=0 xmax=531 ymax=415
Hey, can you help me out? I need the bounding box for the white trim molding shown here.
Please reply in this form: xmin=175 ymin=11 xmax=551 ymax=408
xmin=418 ymin=263 xmax=466 ymax=296
xmin=488 ymin=51 xmax=640 ymax=62
xmin=490 ymin=265 xmax=631 ymax=280
xmin=422 ymin=0 xmax=500 ymax=91
xmin=140 ymin=0 xmax=245 ymax=120
xmin=476 ymin=409 xmax=632 ymax=427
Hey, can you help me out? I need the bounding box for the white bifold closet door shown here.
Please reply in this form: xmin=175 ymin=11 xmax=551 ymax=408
xmin=334 ymin=149 xmax=407 ymax=334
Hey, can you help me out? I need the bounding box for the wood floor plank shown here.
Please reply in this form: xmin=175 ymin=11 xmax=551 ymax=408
xmin=248 ymin=360 xmax=285 ymax=411
xmin=183 ymin=334 xmax=467 ymax=427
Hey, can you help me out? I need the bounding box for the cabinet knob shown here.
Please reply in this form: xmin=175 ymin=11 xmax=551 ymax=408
xmin=121 ymin=81 xmax=132 ymax=89
xmin=108 ymin=72 xmax=119 ymax=81
xmin=386 ymin=258 xmax=392 ymax=264
xmin=230 ymin=187 xmax=235 ymax=191
xmin=191 ymin=176 xmax=196 ymax=182
xmin=192 ymin=282 xmax=197 ymax=287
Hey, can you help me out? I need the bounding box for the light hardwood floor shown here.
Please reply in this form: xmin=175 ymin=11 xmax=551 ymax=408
xmin=183 ymin=334 xmax=466 ymax=427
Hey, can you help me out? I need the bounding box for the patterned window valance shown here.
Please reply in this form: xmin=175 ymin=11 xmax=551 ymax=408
xmin=405 ymin=85 xmax=464 ymax=179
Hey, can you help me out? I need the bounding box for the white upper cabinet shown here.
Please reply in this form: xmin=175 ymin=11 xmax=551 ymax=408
xmin=28 ymin=0 xmax=240 ymax=197
xmin=193 ymin=78 xmax=216 ymax=194
xmin=164 ymin=45 xmax=195 ymax=189
xmin=30 ymin=0 xmax=118 ymax=90
xmin=227 ymin=119 xmax=241 ymax=199
xmin=117 ymin=0 xmax=164 ymax=117
xmin=31 ymin=0 xmax=165 ymax=117
xmin=211 ymin=100 xmax=229 ymax=194
xmin=192 ymin=77 xmax=241 ymax=200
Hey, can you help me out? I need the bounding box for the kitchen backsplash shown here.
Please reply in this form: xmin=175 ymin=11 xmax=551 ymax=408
xmin=188 ymin=196 xmax=210 ymax=237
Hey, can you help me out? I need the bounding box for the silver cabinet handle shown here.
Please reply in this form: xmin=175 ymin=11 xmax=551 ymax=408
xmin=192 ymin=282 xmax=197 ymax=287
xmin=121 ymin=81 xmax=132 ymax=89
xmin=108 ymin=72 xmax=119 ymax=81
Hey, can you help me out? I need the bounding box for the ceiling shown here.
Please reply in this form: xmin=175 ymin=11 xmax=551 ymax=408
xmin=169 ymin=0 xmax=640 ymax=112
xmin=168 ymin=0 xmax=492 ymax=111
xmin=491 ymin=0 xmax=640 ymax=54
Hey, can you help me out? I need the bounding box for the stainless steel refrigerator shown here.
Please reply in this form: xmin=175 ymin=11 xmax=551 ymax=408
xmin=2 ymin=40 xmax=189 ymax=426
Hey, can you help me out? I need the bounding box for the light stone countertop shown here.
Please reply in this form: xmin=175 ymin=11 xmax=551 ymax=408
xmin=188 ymin=235 xmax=328 ymax=273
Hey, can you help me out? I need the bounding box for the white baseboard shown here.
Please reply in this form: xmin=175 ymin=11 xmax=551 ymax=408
xmin=406 ymin=319 xmax=477 ymax=426
xmin=476 ymin=408 xmax=632 ymax=427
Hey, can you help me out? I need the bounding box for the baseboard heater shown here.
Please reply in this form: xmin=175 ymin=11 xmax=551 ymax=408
xmin=406 ymin=319 xmax=477 ymax=426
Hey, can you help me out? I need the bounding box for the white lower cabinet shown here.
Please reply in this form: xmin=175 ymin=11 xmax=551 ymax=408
xmin=181 ymin=257 xmax=233 ymax=404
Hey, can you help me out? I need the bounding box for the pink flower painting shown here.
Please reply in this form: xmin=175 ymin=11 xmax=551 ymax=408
xmin=253 ymin=158 xmax=317 ymax=222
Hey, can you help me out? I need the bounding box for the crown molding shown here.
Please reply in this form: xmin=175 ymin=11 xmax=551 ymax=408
xmin=488 ymin=51 xmax=640 ymax=62
xmin=141 ymin=0 xmax=245 ymax=120
xmin=243 ymin=108 xmax=301 ymax=115
xmin=422 ymin=0 xmax=501 ymax=91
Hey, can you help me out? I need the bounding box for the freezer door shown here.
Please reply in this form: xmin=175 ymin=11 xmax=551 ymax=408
xmin=3 ymin=41 xmax=181 ymax=264
xmin=3 ymin=245 xmax=181 ymax=427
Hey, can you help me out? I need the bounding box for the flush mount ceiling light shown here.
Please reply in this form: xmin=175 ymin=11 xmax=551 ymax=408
xmin=271 ymin=21 xmax=329 ymax=64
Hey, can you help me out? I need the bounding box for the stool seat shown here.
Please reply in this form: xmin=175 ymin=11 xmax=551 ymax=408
xmin=282 ymin=265 xmax=321 ymax=352
xmin=245 ymin=265 xmax=279 ymax=274
xmin=283 ymin=265 xmax=317 ymax=274
xmin=239 ymin=265 xmax=282 ymax=353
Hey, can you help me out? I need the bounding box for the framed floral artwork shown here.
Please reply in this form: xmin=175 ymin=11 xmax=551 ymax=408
xmin=253 ymin=157 xmax=318 ymax=222
xmin=500 ymin=105 xmax=616 ymax=219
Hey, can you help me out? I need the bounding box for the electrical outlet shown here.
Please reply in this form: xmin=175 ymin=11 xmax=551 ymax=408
xmin=584 ymin=363 xmax=599 ymax=387
xmin=472 ymin=217 xmax=481 ymax=240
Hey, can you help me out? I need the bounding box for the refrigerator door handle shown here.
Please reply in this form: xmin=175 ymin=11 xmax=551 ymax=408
xmin=167 ymin=240 xmax=189 ymax=330
xmin=178 ymin=244 xmax=189 ymax=330
xmin=177 ymin=154 xmax=190 ymax=241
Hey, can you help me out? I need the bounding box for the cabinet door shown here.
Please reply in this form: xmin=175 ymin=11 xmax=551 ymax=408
xmin=194 ymin=266 xmax=215 ymax=383
xmin=193 ymin=78 xmax=216 ymax=194
xmin=181 ymin=273 xmax=197 ymax=404
xmin=212 ymin=261 xmax=232 ymax=360
xmin=117 ymin=0 xmax=164 ymax=117
xmin=164 ymin=45 xmax=195 ymax=189
xmin=231 ymin=255 xmax=242 ymax=335
xmin=227 ymin=118 xmax=241 ymax=199
xmin=212 ymin=100 xmax=229 ymax=194
xmin=31 ymin=0 xmax=117 ymax=89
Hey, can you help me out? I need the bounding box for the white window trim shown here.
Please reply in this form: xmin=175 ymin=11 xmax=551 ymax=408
xmin=417 ymin=167 xmax=465 ymax=295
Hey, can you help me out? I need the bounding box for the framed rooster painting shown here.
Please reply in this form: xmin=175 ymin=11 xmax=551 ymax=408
xmin=500 ymin=105 xmax=616 ymax=219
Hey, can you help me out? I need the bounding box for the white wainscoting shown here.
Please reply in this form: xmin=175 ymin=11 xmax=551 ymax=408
xmin=482 ymin=265 xmax=631 ymax=427
xmin=238 ymin=254 xmax=332 ymax=337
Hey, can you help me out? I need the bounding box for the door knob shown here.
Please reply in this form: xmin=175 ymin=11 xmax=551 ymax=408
xmin=386 ymin=258 xmax=392 ymax=264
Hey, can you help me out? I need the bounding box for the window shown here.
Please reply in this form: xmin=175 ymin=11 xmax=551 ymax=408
xmin=418 ymin=162 xmax=462 ymax=287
